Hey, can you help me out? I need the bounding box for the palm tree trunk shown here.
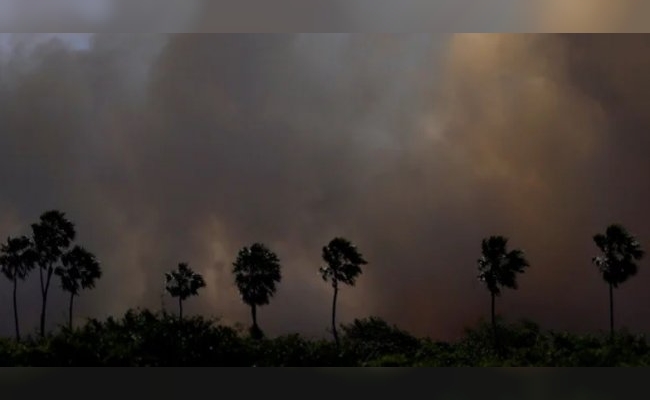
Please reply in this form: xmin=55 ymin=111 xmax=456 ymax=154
xmin=609 ymin=283 xmax=614 ymax=341
xmin=249 ymin=304 xmax=263 ymax=339
xmin=13 ymin=277 xmax=20 ymax=341
xmin=491 ymin=292 xmax=499 ymax=352
xmin=39 ymin=266 xmax=45 ymax=337
xmin=251 ymin=304 xmax=257 ymax=329
xmin=491 ymin=292 xmax=496 ymax=331
xmin=332 ymin=283 xmax=339 ymax=349
xmin=40 ymin=266 xmax=54 ymax=337
xmin=178 ymin=297 xmax=183 ymax=320
xmin=68 ymin=292 xmax=75 ymax=330
xmin=39 ymin=296 xmax=47 ymax=337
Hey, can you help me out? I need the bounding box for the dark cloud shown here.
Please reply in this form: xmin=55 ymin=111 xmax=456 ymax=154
xmin=0 ymin=34 xmax=650 ymax=340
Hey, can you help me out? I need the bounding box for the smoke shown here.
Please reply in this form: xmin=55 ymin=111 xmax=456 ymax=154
xmin=534 ymin=0 xmax=650 ymax=32
xmin=5 ymin=0 xmax=649 ymax=32
xmin=0 ymin=0 xmax=202 ymax=31
xmin=1 ymin=31 xmax=650 ymax=339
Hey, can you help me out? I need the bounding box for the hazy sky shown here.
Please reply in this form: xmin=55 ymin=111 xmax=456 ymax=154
xmin=1 ymin=0 xmax=648 ymax=32
xmin=1 ymin=6 xmax=650 ymax=340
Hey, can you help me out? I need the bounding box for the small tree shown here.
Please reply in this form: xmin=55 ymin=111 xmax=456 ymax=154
xmin=165 ymin=262 xmax=206 ymax=320
xmin=592 ymin=224 xmax=645 ymax=339
xmin=232 ymin=243 xmax=282 ymax=338
xmin=31 ymin=210 xmax=76 ymax=337
xmin=0 ymin=236 xmax=37 ymax=341
xmin=477 ymin=235 xmax=530 ymax=349
xmin=55 ymin=246 xmax=102 ymax=330
xmin=319 ymin=237 xmax=368 ymax=349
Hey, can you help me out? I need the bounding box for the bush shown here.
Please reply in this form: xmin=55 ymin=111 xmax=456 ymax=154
xmin=2 ymin=311 xmax=650 ymax=366
xmin=340 ymin=316 xmax=422 ymax=362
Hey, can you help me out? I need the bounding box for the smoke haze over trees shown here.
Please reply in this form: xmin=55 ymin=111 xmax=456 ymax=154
xmin=0 ymin=31 xmax=649 ymax=340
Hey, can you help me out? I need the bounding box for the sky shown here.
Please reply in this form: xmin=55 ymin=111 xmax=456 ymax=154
xmin=1 ymin=0 xmax=649 ymax=32
xmin=1 ymin=5 xmax=650 ymax=340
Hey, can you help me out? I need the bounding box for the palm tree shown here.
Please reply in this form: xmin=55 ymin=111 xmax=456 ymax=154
xmin=55 ymin=246 xmax=102 ymax=330
xmin=31 ymin=210 xmax=76 ymax=337
xmin=592 ymin=224 xmax=645 ymax=339
xmin=232 ymin=243 xmax=281 ymax=338
xmin=0 ymin=236 xmax=37 ymax=341
xmin=319 ymin=237 xmax=368 ymax=349
xmin=165 ymin=262 xmax=206 ymax=320
xmin=477 ymin=235 xmax=530 ymax=346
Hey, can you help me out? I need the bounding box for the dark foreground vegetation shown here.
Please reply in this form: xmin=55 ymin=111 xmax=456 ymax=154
xmin=1 ymin=310 xmax=649 ymax=366
xmin=1 ymin=211 xmax=646 ymax=366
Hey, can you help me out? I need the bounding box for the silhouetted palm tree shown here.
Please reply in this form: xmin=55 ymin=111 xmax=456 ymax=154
xmin=0 ymin=236 xmax=37 ymax=341
xmin=319 ymin=237 xmax=367 ymax=349
xmin=55 ymin=246 xmax=102 ymax=330
xmin=232 ymin=243 xmax=281 ymax=338
xmin=31 ymin=210 xmax=76 ymax=337
xmin=592 ymin=224 xmax=645 ymax=339
xmin=165 ymin=262 xmax=206 ymax=320
xmin=477 ymin=235 xmax=530 ymax=346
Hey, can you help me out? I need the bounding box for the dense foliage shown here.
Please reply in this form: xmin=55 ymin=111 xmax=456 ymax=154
xmin=0 ymin=310 xmax=649 ymax=366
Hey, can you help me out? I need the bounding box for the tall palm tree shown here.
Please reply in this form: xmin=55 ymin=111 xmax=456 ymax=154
xmin=31 ymin=210 xmax=76 ymax=337
xmin=477 ymin=235 xmax=530 ymax=346
xmin=0 ymin=236 xmax=37 ymax=341
xmin=319 ymin=237 xmax=367 ymax=349
xmin=165 ymin=262 xmax=206 ymax=320
xmin=232 ymin=243 xmax=281 ymax=338
xmin=592 ymin=224 xmax=645 ymax=339
xmin=55 ymin=245 xmax=102 ymax=330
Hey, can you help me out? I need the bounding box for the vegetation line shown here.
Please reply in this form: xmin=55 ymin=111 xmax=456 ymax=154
xmin=0 ymin=209 xmax=646 ymax=366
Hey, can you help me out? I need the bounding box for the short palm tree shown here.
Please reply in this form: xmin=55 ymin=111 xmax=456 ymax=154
xmin=56 ymin=245 xmax=102 ymax=330
xmin=319 ymin=237 xmax=367 ymax=349
xmin=232 ymin=243 xmax=281 ymax=338
xmin=0 ymin=236 xmax=37 ymax=340
xmin=592 ymin=224 xmax=644 ymax=338
xmin=165 ymin=262 xmax=206 ymax=320
xmin=477 ymin=235 xmax=530 ymax=347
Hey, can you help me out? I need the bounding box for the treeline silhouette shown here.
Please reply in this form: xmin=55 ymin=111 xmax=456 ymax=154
xmin=1 ymin=312 xmax=650 ymax=366
xmin=0 ymin=209 xmax=646 ymax=366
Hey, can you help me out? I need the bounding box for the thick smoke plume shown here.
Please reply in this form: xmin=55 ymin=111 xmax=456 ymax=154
xmin=1 ymin=31 xmax=649 ymax=339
